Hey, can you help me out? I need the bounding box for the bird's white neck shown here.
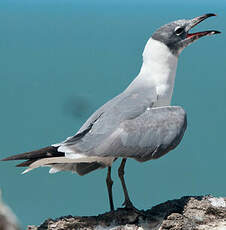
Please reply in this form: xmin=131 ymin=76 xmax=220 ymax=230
xmin=126 ymin=38 xmax=178 ymax=106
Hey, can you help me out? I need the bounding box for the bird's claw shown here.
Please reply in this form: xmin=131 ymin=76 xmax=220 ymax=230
xmin=122 ymin=200 xmax=144 ymax=215
xmin=122 ymin=200 xmax=133 ymax=209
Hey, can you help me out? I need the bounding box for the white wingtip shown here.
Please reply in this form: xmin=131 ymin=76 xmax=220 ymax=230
xmin=21 ymin=168 xmax=33 ymax=174
xmin=49 ymin=167 xmax=61 ymax=174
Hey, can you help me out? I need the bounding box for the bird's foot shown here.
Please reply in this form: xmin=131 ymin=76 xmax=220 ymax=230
xmin=122 ymin=200 xmax=145 ymax=215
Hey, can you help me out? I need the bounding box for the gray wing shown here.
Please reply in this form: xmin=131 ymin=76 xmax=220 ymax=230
xmin=13 ymin=105 xmax=186 ymax=175
xmin=56 ymin=87 xmax=157 ymax=154
xmin=57 ymin=87 xmax=186 ymax=162
xmin=3 ymin=87 xmax=186 ymax=175
xmin=64 ymin=106 xmax=187 ymax=162
xmin=96 ymin=106 xmax=187 ymax=162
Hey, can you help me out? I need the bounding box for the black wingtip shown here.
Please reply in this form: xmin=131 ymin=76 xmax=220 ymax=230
xmin=1 ymin=146 xmax=63 ymax=163
xmin=1 ymin=156 xmax=18 ymax=161
xmin=1 ymin=153 xmax=31 ymax=161
xmin=16 ymin=159 xmax=36 ymax=167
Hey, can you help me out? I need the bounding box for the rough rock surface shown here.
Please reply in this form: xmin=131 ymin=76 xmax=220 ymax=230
xmin=28 ymin=195 xmax=226 ymax=230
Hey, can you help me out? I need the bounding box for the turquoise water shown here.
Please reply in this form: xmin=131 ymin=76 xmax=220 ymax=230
xmin=0 ymin=0 xmax=226 ymax=228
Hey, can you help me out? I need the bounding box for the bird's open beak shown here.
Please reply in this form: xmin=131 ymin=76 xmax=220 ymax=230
xmin=185 ymin=13 xmax=221 ymax=42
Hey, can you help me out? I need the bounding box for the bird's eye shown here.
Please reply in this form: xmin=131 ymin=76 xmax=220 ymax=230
xmin=174 ymin=27 xmax=184 ymax=35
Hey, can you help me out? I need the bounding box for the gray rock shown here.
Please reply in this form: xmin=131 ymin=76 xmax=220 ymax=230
xmin=28 ymin=195 xmax=226 ymax=230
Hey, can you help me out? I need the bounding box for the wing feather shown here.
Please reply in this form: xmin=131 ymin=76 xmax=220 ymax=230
xmin=66 ymin=106 xmax=187 ymax=162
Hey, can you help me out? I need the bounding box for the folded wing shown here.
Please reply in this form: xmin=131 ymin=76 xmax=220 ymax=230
xmin=1 ymin=89 xmax=187 ymax=174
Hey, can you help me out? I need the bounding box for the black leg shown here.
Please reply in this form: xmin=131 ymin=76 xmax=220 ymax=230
xmin=118 ymin=158 xmax=135 ymax=209
xmin=106 ymin=166 xmax=114 ymax=211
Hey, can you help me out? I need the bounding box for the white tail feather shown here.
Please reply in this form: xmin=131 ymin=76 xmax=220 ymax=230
xmin=49 ymin=167 xmax=62 ymax=174
xmin=22 ymin=156 xmax=114 ymax=174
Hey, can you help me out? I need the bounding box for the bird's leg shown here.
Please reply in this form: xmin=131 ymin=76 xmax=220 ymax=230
xmin=118 ymin=158 xmax=135 ymax=209
xmin=106 ymin=166 xmax=114 ymax=211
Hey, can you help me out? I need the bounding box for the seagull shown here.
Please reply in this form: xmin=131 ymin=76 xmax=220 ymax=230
xmin=1 ymin=13 xmax=220 ymax=211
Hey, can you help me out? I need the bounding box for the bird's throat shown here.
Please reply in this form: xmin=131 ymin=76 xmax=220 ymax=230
xmin=128 ymin=38 xmax=178 ymax=106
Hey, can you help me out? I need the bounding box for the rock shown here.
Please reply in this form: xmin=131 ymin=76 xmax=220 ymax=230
xmin=28 ymin=195 xmax=226 ymax=230
xmin=0 ymin=190 xmax=20 ymax=230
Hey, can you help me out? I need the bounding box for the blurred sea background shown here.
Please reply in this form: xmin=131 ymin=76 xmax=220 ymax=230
xmin=0 ymin=0 xmax=225 ymax=228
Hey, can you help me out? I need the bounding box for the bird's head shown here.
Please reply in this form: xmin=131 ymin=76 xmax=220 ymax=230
xmin=152 ymin=13 xmax=221 ymax=56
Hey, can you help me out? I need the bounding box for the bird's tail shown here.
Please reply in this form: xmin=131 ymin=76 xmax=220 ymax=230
xmin=1 ymin=146 xmax=108 ymax=175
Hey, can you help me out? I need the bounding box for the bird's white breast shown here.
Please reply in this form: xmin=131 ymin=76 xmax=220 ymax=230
xmin=127 ymin=38 xmax=178 ymax=107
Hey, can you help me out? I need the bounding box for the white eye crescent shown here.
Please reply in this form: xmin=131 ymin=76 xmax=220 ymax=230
xmin=174 ymin=26 xmax=184 ymax=35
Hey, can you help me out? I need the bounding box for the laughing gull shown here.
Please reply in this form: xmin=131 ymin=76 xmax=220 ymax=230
xmin=1 ymin=14 xmax=220 ymax=211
